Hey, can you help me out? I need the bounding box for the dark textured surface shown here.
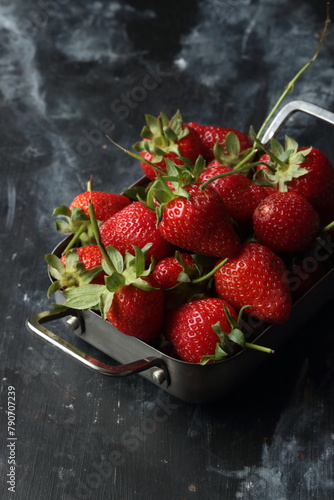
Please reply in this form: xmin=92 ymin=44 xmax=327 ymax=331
xmin=1 ymin=1 xmax=334 ymax=499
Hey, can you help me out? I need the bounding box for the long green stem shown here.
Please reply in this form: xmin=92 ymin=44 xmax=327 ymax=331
xmin=324 ymin=220 xmax=334 ymax=232
xmin=192 ymin=258 xmax=228 ymax=284
xmin=200 ymin=150 xmax=257 ymax=189
xmin=106 ymin=136 xmax=166 ymax=176
xmin=245 ymin=342 xmax=274 ymax=354
xmin=87 ymin=191 xmax=116 ymax=273
xmin=256 ymin=4 xmax=331 ymax=140
xmin=62 ymin=224 xmax=86 ymax=255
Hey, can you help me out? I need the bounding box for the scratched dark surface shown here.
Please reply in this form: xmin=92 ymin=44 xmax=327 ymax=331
xmin=1 ymin=1 xmax=334 ymax=499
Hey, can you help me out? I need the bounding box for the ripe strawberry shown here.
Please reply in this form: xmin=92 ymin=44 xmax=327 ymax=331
xmin=133 ymin=110 xmax=204 ymax=180
xmin=60 ymin=245 xmax=105 ymax=285
xmin=60 ymin=245 xmax=165 ymax=342
xmin=45 ymin=246 xmax=104 ymax=297
xmin=157 ymin=183 xmax=242 ymax=259
xmin=99 ymin=201 xmax=173 ymax=262
xmin=69 ymin=191 xmax=131 ymax=221
xmin=106 ymin=275 xmax=164 ymax=342
xmin=214 ymin=242 xmax=292 ymax=323
xmin=187 ymin=122 xmax=253 ymax=163
xmin=253 ymin=191 xmax=320 ymax=253
xmin=165 ymin=297 xmax=238 ymax=363
xmin=287 ymin=147 xmax=334 ymax=225
xmin=198 ymin=160 xmax=272 ymax=222
xmin=151 ymin=252 xmax=195 ymax=290
xmin=257 ymin=136 xmax=334 ymax=224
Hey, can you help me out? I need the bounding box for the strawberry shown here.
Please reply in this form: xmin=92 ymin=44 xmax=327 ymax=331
xmin=60 ymin=245 xmax=164 ymax=343
xmin=69 ymin=190 xmax=131 ymax=222
xmin=133 ymin=110 xmax=204 ymax=180
xmin=253 ymin=191 xmax=320 ymax=253
xmin=257 ymin=136 xmax=334 ymax=224
xmin=151 ymin=252 xmax=196 ymax=290
xmin=198 ymin=160 xmax=272 ymax=222
xmin=60 ymin=245 xmax=105 ymax=285
xmin=99 ymin=201 xmax=174 ymax=263
xmin=187 ymin=122 xmax=253 ymax=163
xmin=157 ymin=183 xmax=242 ymax=259
xmin=214 ymin=242 xmax=292 ymax=324
xmin=165 ymin=297 xmax=238 ymax=363
xmin=106 ymin=275 xmax=164 ymax=342
xmin=45 ymin=246 xmax=104 ymax=297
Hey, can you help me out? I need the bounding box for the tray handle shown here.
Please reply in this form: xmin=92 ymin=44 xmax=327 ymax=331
xmin=261 ymin=99 xmax=334 ymax=144
xmin=26 ymin=309 xmax=170 ymax=386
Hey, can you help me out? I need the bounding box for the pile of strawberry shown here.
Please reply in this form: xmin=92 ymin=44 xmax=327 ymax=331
xmin=46 ymin=110 xmax=334 ymax=365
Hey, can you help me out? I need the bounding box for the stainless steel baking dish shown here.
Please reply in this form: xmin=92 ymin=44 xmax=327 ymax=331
xmin=26 ymin=100 xmax=334 ymax=403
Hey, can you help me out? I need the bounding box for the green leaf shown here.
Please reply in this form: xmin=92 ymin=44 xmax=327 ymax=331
xmin=227 ymin=328 xmax=245 ymax=348
xmin=65 ymin=248 xmax=79 ymax=269
xmin=177 ymin=271 xmax=191 ymax=283
xmin=47 ymin=280 xmax=62 ymax=298
xmin=133 ymin=246 xmax=145 ymax=277
xmin=225 ymin=131 xmax=240 ymax=157
xmin=62 ymin=284 xmax=105 ymax=310
xmin=52 ymin=205 xmax=72 ymax=218
xmin=164 ymin=127 xmax=178 ymax=143
xmin=270 ymin=137 xmax=284 ymax=158
xmin=53 ymin=219 xmax=72 ymax=234
xmin=45 ymin=254 xmax=65 ymax=279
xmin=71 ymin=207 xmax=90 ymax=222
xmin=284 ymin=135 xmax=299 ymax=153
xmin=132 ymin=277 xmax=157 ymax=291
xmin=106 ymin=246 xmax=124 ymax=274
xmin=100 ymin=289 xmax=115 ymax=319
xmin=144 ymin=114 xmax=161 ymax=137
xmin=123 ymin=185 xmax=149 ymax=202
xmin=105 ymin=272 xmax=126 ymax=292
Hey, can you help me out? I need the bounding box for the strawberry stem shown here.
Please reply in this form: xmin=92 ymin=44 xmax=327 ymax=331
xmin=106 ymin=135 xmax=166 ymax=176
xmin=87 ymin=187 xmax=116 ymax=273
xmin=192 ymin=258 xmax=228 ymax=283
xmin=244 ymin=342 xmax=275 ymax=354
xmin=324 ymin=220 xmax=334 ymax=232
xmin=199 ymin=159 xmax=254 ymax=190
xmin=256 ymin=3 xmax=331 ymax=141
xmin=62 ymin=224 xmax=87 ymax=255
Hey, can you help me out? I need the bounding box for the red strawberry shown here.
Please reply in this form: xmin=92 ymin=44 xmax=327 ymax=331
xmin=165 ymin=297 xmax=238 ymax=363
xmin=107 ymin=276 xmax=164 ymax=342
xmin=257 ymin=137 xmax=334 ymax=224
xmin=99 ymin=201 xmax=173 ymax=262
xmin=187 ymin=122 xmax=253 ymax=163
xmin=214 ymin=242 xmax=292 ymax=323
xmin=198 ymin=160 xmax=272 ymax=222
xmin=151 ymin=253 xmax=195 ymax=290
xmin=69 ymin=191 xmax=131 ymax=221
xmin=253 ymin=191 xmax=320 ymax=253
xmin=45 ymin=246 xmax=104 ymax=297
xmin=158 ymin=183 xmax=242 ymax=259
xmin=60 ymin=245 xmax=105 ymax=284
xmin=133 ymin=111 xmax=204 ymax=180
xmin=287 ymin=147 xmax=334 ymax=225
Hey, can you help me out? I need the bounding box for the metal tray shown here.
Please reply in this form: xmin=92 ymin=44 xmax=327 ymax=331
xmin=26 ymin=100 xmax=334 ymax=403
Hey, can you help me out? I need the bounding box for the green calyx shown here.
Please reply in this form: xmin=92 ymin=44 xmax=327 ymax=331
xmin=133 ymin=110 xmax=189 ymax=163
xmin=58 ymin=188 xmax=158 ymax=319
xmin=200 ymin=305 xmax=273 ymax=365
xmin=52 ymin=205 xmax=97 ymax=252
xmin=255 ymin=135 xmax=311 ymax=192
xmin=213 ymin=131 xmax=254 ymax=168
xmin=58 ymin=244 xmax=157 ymax=319
xmin=143 ymin=155 xmax=207 ymax=222
xmin=45 ymin=249 xmax=103 ymax=298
